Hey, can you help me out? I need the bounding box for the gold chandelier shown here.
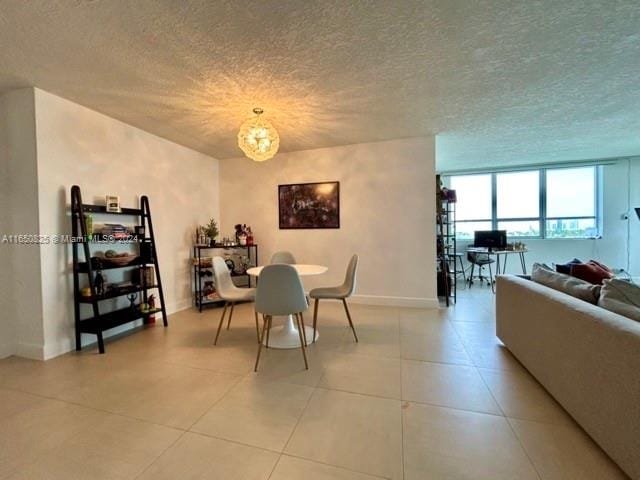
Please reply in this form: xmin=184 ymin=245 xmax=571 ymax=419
xmin=237 ymin=107 xmax=280 ymax=161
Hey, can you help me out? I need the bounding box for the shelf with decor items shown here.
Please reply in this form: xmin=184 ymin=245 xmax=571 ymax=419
xmin=436 ymin=175 xmax=457 ymax=306
xmin=192 ymin=244 xmax=258 ymax=312
xmin=71 ymin=185 xmax=168 ymax=354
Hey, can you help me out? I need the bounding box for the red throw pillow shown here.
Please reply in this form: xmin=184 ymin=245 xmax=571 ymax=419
xmin=570 ymin=261 xmax=614 ymax=285
xmin=588 ymin=259 xmax=613 ymax=273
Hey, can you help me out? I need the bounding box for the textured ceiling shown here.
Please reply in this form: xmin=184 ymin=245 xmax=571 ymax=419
xmin=0 ymin=0 xmax=639 ymax=170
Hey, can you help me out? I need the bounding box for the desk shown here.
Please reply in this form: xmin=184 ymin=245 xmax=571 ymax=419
xmin=467 ymin=248 xmax=529 ymax=275
xmin=247 ymin=264 xmax=327 ymax=349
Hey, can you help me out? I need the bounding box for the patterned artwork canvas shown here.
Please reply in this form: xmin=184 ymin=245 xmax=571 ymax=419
xmin=278 ymin=182 xmax=340 ymax=229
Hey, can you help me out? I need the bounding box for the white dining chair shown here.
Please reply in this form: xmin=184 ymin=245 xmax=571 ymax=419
xmin=254 ymin=264 xmax=309 ymax=371
xmin=270 ymin=251 xmax=297 ymax=264
xmin=309 ymin=254 xmax=359 ymax=343
xmin=211 ymin=256 xmax=259 ymax=345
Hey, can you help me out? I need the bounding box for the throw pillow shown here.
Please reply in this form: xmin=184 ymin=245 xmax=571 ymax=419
xmin=555 ymin=258 xmax=582 ymax=274
xmin=570 ymin=260 xmax=614 ymax=285
xmin=599 ymin=278 xmax=640 ymax=322
xmin=531 ymin=263 xmax=601 ymax=304
xmin=588 ymin=259 xmax=613 ymax=273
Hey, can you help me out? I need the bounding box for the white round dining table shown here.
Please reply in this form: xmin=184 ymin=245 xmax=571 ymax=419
xmin=246 ymin=264 xmax=328 ymax=349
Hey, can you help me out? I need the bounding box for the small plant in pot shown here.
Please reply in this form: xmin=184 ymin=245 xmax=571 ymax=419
xmin=203 ymin=218 xmax=219 ymax=246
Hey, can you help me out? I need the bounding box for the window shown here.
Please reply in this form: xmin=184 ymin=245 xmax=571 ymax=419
xmin=450 ymin=175 xmax=492 ymax=239
xmin=445 ymin=166 xmax=598 ymax=239
xmin=496 ymin=171 xmax=540 ymax=237
xmin=545 ymin=167 xmax=598 ymax=238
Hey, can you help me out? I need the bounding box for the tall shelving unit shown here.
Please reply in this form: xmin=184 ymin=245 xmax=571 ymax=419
xmin=71 ymin=185 xmax=167 ymax=353
xmin=436 ymin=178 xmax=457 ymax=306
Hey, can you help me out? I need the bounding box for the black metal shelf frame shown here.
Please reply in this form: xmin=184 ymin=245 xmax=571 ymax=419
xmin=437 ymin=199 xmax=457 ymax=306
xmin=192 ymin=244 xmax=258 ymax=312
xmin=71 ymin=185 xmax=168 ymax=353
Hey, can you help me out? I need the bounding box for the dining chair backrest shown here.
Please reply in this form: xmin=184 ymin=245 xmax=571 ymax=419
xmin=212 ymin=256 xmax=236 ymax=298
xmin=270 ymin=251 xmax=297 ymax=265
xmin=341 ymin=254 xmax=358 ymax=297
xmin=255 ymin=264 xmax=308 ymax=315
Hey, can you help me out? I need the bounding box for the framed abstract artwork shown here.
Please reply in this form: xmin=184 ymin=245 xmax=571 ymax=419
xmin=278 ymin=181 xmax=340 ymax=229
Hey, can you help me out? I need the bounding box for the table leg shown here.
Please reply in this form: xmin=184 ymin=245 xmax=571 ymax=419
xmin=262 ymin=314 xmax=319 ymax=349
xmin=502 ymin=253 xmax=509 ymax=274
xmin=520 ymin=252 xmax=527 ymax=274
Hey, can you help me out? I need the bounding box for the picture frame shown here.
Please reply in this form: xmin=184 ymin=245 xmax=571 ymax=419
xmin=105 ymin=195 xmax=121 ymax=213
xmin=278 ymin=181 xmax=340 ymax=229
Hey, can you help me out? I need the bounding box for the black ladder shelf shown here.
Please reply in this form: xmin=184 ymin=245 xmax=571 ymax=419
xmin=71 ymin=185 xmax=168 ymax=353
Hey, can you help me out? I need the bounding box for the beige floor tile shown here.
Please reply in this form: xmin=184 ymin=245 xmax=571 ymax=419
xmin=479 ymin=367 xmax=572 ymax=425
xmin=0 ymin=396 xmax=92 ymax=478
xmin=162 ymin=342 xmax=259 ymax=374
xmin=509 ymin=418 xmax=629 ymax=480
xmin=116 ymin=368 xmax=241 ymax=429
xmin=403 ymin=402 xmax=539 ymax=480
xmin=56 ymin=361 xmax=241 ymax=429
xmin=335 ymin=327 xmax=400 ymax=359
xmin=398 ymin=310 xmax=449 ymax=336
xmin=137 ymin=432 xmax=278 ymax=480
xmin=252 ymin=346 xmax=328 ymax=387
xmin=0 ymin=353 xmax=131 ymax=398
xmin=0 ymin=388 xmax=50 ymax=421
xmin=319 ymin=352 xmax=401 ymax=399
xmin=442 ymin=299 xmax=494 ymax=322
xmin=270 ymin=455 xmax=385 ymax=480
xmin=400 ymin=321 xmax=472 ymax=365
xmin=402 ymin=359 xmax=501 ymax=415
xmin=191 ymin=377 xmax=314 ymax=452
xmin=285 ymin=388 xmax=402 ymax=480
xmin=466 ymin=343 xmax=522 ymax=371
xmin=1 ymin=398 xmax=180 ymax=480
xmin=451 ymin=321 xmax=500 ymax=347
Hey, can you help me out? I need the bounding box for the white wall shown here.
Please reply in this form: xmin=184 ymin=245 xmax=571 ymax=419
xmin=219 ymin=137 xmax=438 ymax=307
xmin=453 ymin=158 xmax=640 ymax=279
xmin=0 ymin=88 xmax=44 ymax=359
xmin=27 ymin=89 xmax=220 ymax=359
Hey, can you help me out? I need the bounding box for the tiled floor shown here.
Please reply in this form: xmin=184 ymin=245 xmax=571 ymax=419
xmin=0 ymin=285 xmax=630 ymax=479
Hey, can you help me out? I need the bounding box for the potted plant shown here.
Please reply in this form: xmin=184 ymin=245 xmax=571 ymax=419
xmin=203 ymin=218 xmax=219 ymax=246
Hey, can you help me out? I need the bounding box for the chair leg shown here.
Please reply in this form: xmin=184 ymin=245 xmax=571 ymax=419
xmin=295 ymin=315 xmax=309 ymax=370
xmin=299 ymin=312 xmax=308 ymax=345
xmin=342 ymin=299 xmax=358 ymax=342
xmin=254 ymin=315 xmax=270 ymax=372
xmin=469 ymin=263 xmax=475 ymax=286
xmin=266 ymin=314 xmax=271 ymax=348
xmin=458 ymin=256 xmax=466 ymax=282
xmin=226 ymin=302 xmax=235 ymax=329
xmin=312 ymin=298 xmax=319 ymax=343
xmin=213 ymin=302 xmax=228 ymax=345
xmin=489 ymin=262 xmax=495 ymax=293
xmin=254 ymin=311 xmax=260 ymax=343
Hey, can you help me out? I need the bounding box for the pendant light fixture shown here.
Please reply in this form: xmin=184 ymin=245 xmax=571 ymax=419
xmin=237 ymin=107 xmax=280 ymax=161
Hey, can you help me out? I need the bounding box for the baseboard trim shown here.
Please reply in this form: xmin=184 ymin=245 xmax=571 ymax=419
xmin=0 ymin=343 xmax=14 ymax=359
xmin=15 ymin=342 xmax=45 ymax=360
xmin=349 ymin=295 xmax=439 ymax=309
xmin=166 ymin=298 xmax=192 ymax=315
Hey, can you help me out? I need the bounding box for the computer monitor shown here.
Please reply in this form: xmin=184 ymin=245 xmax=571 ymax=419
xmin=474 ymin=230 xmax=507 ymax=251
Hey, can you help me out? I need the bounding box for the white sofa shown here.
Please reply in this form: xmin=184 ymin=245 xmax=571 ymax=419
xmin=496 ymin=275 xmax=640 ymax=480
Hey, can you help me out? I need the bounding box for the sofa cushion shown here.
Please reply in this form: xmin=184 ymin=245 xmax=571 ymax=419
xmin=599 ymin=278 xmax=640 ymax=322
xmin=570 ymin=260 xmax=614 ymax=285
xmin=531 ymin=263 xmax=601 ymax=304
xmin=555 ymin=258 xmax=582 ymax=274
